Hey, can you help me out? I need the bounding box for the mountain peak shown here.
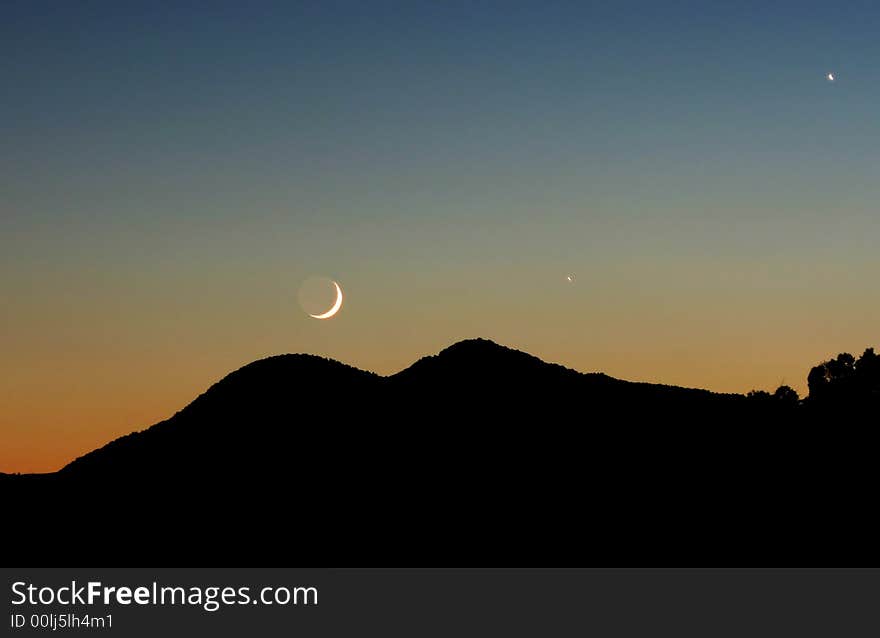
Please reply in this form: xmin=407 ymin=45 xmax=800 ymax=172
xmin=436 ymin=337 xmax=524 ymax=358
xmin=392 ymin=337 xmax=582 ymax=387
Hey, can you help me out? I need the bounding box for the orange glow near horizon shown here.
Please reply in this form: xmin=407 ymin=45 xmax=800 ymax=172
xmin=3 ymin=321 xmax=873 ymax=473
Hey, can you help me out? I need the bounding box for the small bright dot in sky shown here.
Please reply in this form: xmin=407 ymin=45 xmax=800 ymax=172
xmin=566 ymin=275 xmax=573 ymax=282
xmin=827 ymin=72 xmax=835 ymax=81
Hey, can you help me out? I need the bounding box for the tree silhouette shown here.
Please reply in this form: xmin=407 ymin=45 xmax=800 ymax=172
xmin=747 ymin=385 xmax=799 ymax=409
xmin=773 ymin=385 xmax=799 ymax=406
xmin=807 ymin=348 xmax=880 ymax=407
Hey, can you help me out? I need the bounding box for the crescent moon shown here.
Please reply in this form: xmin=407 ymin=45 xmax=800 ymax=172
xmin=309 ymin=281 xmax=343 ymax=319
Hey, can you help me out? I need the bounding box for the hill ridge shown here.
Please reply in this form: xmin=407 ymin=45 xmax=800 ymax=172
xmin=3 ymin=337 xmax=878 ymax=563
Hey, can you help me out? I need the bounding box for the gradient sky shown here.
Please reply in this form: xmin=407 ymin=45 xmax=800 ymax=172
xmin=3 ymin=1 xmax=878 ymax=472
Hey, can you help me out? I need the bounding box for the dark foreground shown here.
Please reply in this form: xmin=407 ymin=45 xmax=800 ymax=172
xmin=4 ymin=339 xmax=877 ymax=564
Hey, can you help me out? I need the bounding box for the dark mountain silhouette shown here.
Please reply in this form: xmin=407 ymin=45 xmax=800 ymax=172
xmin=4 ymin=338 xmax=878 ymax=564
